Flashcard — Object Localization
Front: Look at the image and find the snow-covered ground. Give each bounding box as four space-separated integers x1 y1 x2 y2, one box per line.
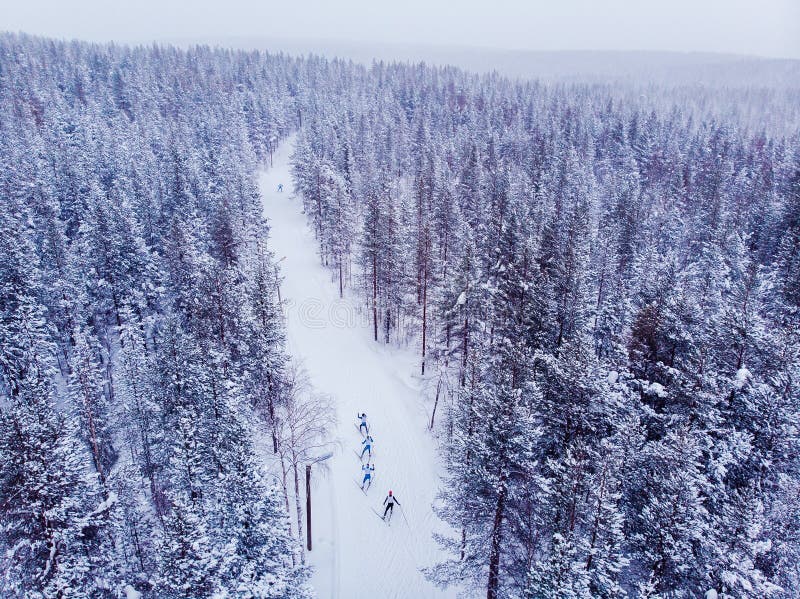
259 138 459 599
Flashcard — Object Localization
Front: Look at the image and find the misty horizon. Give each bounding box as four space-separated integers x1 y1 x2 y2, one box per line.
3 0 799 60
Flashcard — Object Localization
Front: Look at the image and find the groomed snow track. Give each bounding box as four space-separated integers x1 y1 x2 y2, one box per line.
259 137 460 599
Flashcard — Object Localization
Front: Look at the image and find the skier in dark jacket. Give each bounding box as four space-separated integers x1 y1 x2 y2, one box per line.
382 490 400 520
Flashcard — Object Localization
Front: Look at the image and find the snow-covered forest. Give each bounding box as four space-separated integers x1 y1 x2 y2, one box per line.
290 52 800 598
1 31 800 598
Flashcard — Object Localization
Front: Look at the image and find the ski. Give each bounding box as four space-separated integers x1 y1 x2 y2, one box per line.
354 477 375 495
371 507 390 526
353 449 375 461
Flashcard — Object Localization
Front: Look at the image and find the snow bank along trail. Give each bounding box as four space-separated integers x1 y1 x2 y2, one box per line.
259 137 458 599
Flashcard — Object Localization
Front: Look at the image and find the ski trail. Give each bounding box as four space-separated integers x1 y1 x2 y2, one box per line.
259 137 459 598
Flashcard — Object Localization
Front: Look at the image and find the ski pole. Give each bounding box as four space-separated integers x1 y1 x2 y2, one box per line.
400 504 410 528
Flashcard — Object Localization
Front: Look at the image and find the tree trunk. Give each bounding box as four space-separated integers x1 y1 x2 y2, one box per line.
372 253 378 342
83 386 106 486
268 391 279 454
585 465 608 572
293 459 305 564
278 454 292 523
429 377 442 430
460 314 469 387
486 474 508 599
421 237 429 375
277 452 296 567
338 257 344 298
316 170 324 263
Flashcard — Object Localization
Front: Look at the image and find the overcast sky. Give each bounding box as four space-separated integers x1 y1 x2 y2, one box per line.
2 0 799 59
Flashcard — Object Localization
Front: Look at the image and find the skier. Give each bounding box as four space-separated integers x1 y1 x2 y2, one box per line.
382 489 400 520
357 412 369 435
360 434 374 459
278 183 284 192
361 462 375 491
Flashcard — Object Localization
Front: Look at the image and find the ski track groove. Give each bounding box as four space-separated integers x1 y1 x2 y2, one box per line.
259 137 459 598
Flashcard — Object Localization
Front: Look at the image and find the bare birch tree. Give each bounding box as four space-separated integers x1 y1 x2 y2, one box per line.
275 361 336 564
